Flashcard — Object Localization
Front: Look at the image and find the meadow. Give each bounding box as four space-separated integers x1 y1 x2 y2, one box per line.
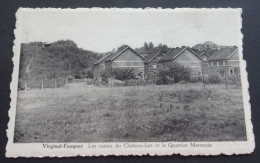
14 83 247 142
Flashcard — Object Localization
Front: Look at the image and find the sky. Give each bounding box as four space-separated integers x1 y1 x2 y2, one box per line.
20 8 242 52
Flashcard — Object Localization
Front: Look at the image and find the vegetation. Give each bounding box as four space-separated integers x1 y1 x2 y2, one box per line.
135 42 171 54
19 40 103 89
100 68 136 83
156 62 191 85
14 83 246 142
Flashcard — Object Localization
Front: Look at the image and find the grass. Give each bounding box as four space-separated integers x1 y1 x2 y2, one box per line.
14 83 247 143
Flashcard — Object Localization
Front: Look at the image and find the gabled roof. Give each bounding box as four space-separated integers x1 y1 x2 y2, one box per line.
104 45 144 62
94 52 112 65
191 48 208 58
144 52 163 63
200 52 209 57
207 47 238 61
160 46 202 62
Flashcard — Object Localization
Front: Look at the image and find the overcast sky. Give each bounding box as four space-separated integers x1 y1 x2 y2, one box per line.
20 8 242 52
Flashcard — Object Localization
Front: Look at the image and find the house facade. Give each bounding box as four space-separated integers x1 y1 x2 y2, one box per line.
204 46 239 76
160 47 203 76
93 45 145 80
144 52 164 80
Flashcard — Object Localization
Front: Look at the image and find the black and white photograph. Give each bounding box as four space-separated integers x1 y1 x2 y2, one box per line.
6 8 254 157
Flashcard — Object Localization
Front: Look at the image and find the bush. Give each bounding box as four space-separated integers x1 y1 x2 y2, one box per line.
156 62 191 85
85 78 94 85
85 68 93 79
112 79 124 87
66 75 74 83
100 69 114 83
206 71 222 84
100 68 135 83
189 75 201 83
124 79 154 86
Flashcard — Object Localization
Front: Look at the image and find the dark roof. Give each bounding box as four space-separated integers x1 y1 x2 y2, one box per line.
104 45 144 62
144 52 163 63
93 52 112 65
190 48 207 57
160 47 202 62
207 47 238 61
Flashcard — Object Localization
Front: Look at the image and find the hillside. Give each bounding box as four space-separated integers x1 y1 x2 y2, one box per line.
19 40 103 89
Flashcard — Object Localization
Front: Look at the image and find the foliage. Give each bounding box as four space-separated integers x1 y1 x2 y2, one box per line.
100 69 114 83
206 71 222 84
156 62 191 85
135 42 171 54
19 40 102 89
124 79 154 86
85 68 94 79
100 68 135 83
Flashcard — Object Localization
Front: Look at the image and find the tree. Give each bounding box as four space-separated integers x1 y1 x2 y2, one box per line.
144 42 149 51
111 48 116 53
148 42 154 50
117 45 127 51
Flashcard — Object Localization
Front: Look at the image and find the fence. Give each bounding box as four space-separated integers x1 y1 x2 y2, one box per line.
19 78 66 92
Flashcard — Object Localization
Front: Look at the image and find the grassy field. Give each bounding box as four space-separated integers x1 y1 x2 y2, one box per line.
14 83 247 143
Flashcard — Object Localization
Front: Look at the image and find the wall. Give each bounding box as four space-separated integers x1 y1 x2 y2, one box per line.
112 49 145 79
174 49 202 75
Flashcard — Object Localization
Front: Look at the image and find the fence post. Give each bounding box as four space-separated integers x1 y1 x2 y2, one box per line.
55 80 57 88
202 74 205 88
41 81 43 90
24 82 27 93
225 73 228 90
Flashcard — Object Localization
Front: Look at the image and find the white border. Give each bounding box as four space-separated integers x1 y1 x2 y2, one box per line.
6 8 255 157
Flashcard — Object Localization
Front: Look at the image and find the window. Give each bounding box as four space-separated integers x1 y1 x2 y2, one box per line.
229 69 234 76
153 64 157 69
211 62 214 67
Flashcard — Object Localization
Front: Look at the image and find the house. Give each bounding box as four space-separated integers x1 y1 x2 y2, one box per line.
93 52 112 80
93 45 145 80
144 52 164 80
159 46 203 76
205 46 239 76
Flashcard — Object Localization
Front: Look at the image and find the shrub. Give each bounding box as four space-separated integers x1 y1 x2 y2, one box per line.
85 68 93 79
227 75 239 84
124 79 154 86
66 75 74 83
207 71 222 84
100 68 135 83
112 68 135 81
111 79 124 87
85 78 94 85
189 75 201 83
156 62 191 85
100 69 114 83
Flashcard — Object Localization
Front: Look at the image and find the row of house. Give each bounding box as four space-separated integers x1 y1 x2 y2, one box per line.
93 45 240 81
